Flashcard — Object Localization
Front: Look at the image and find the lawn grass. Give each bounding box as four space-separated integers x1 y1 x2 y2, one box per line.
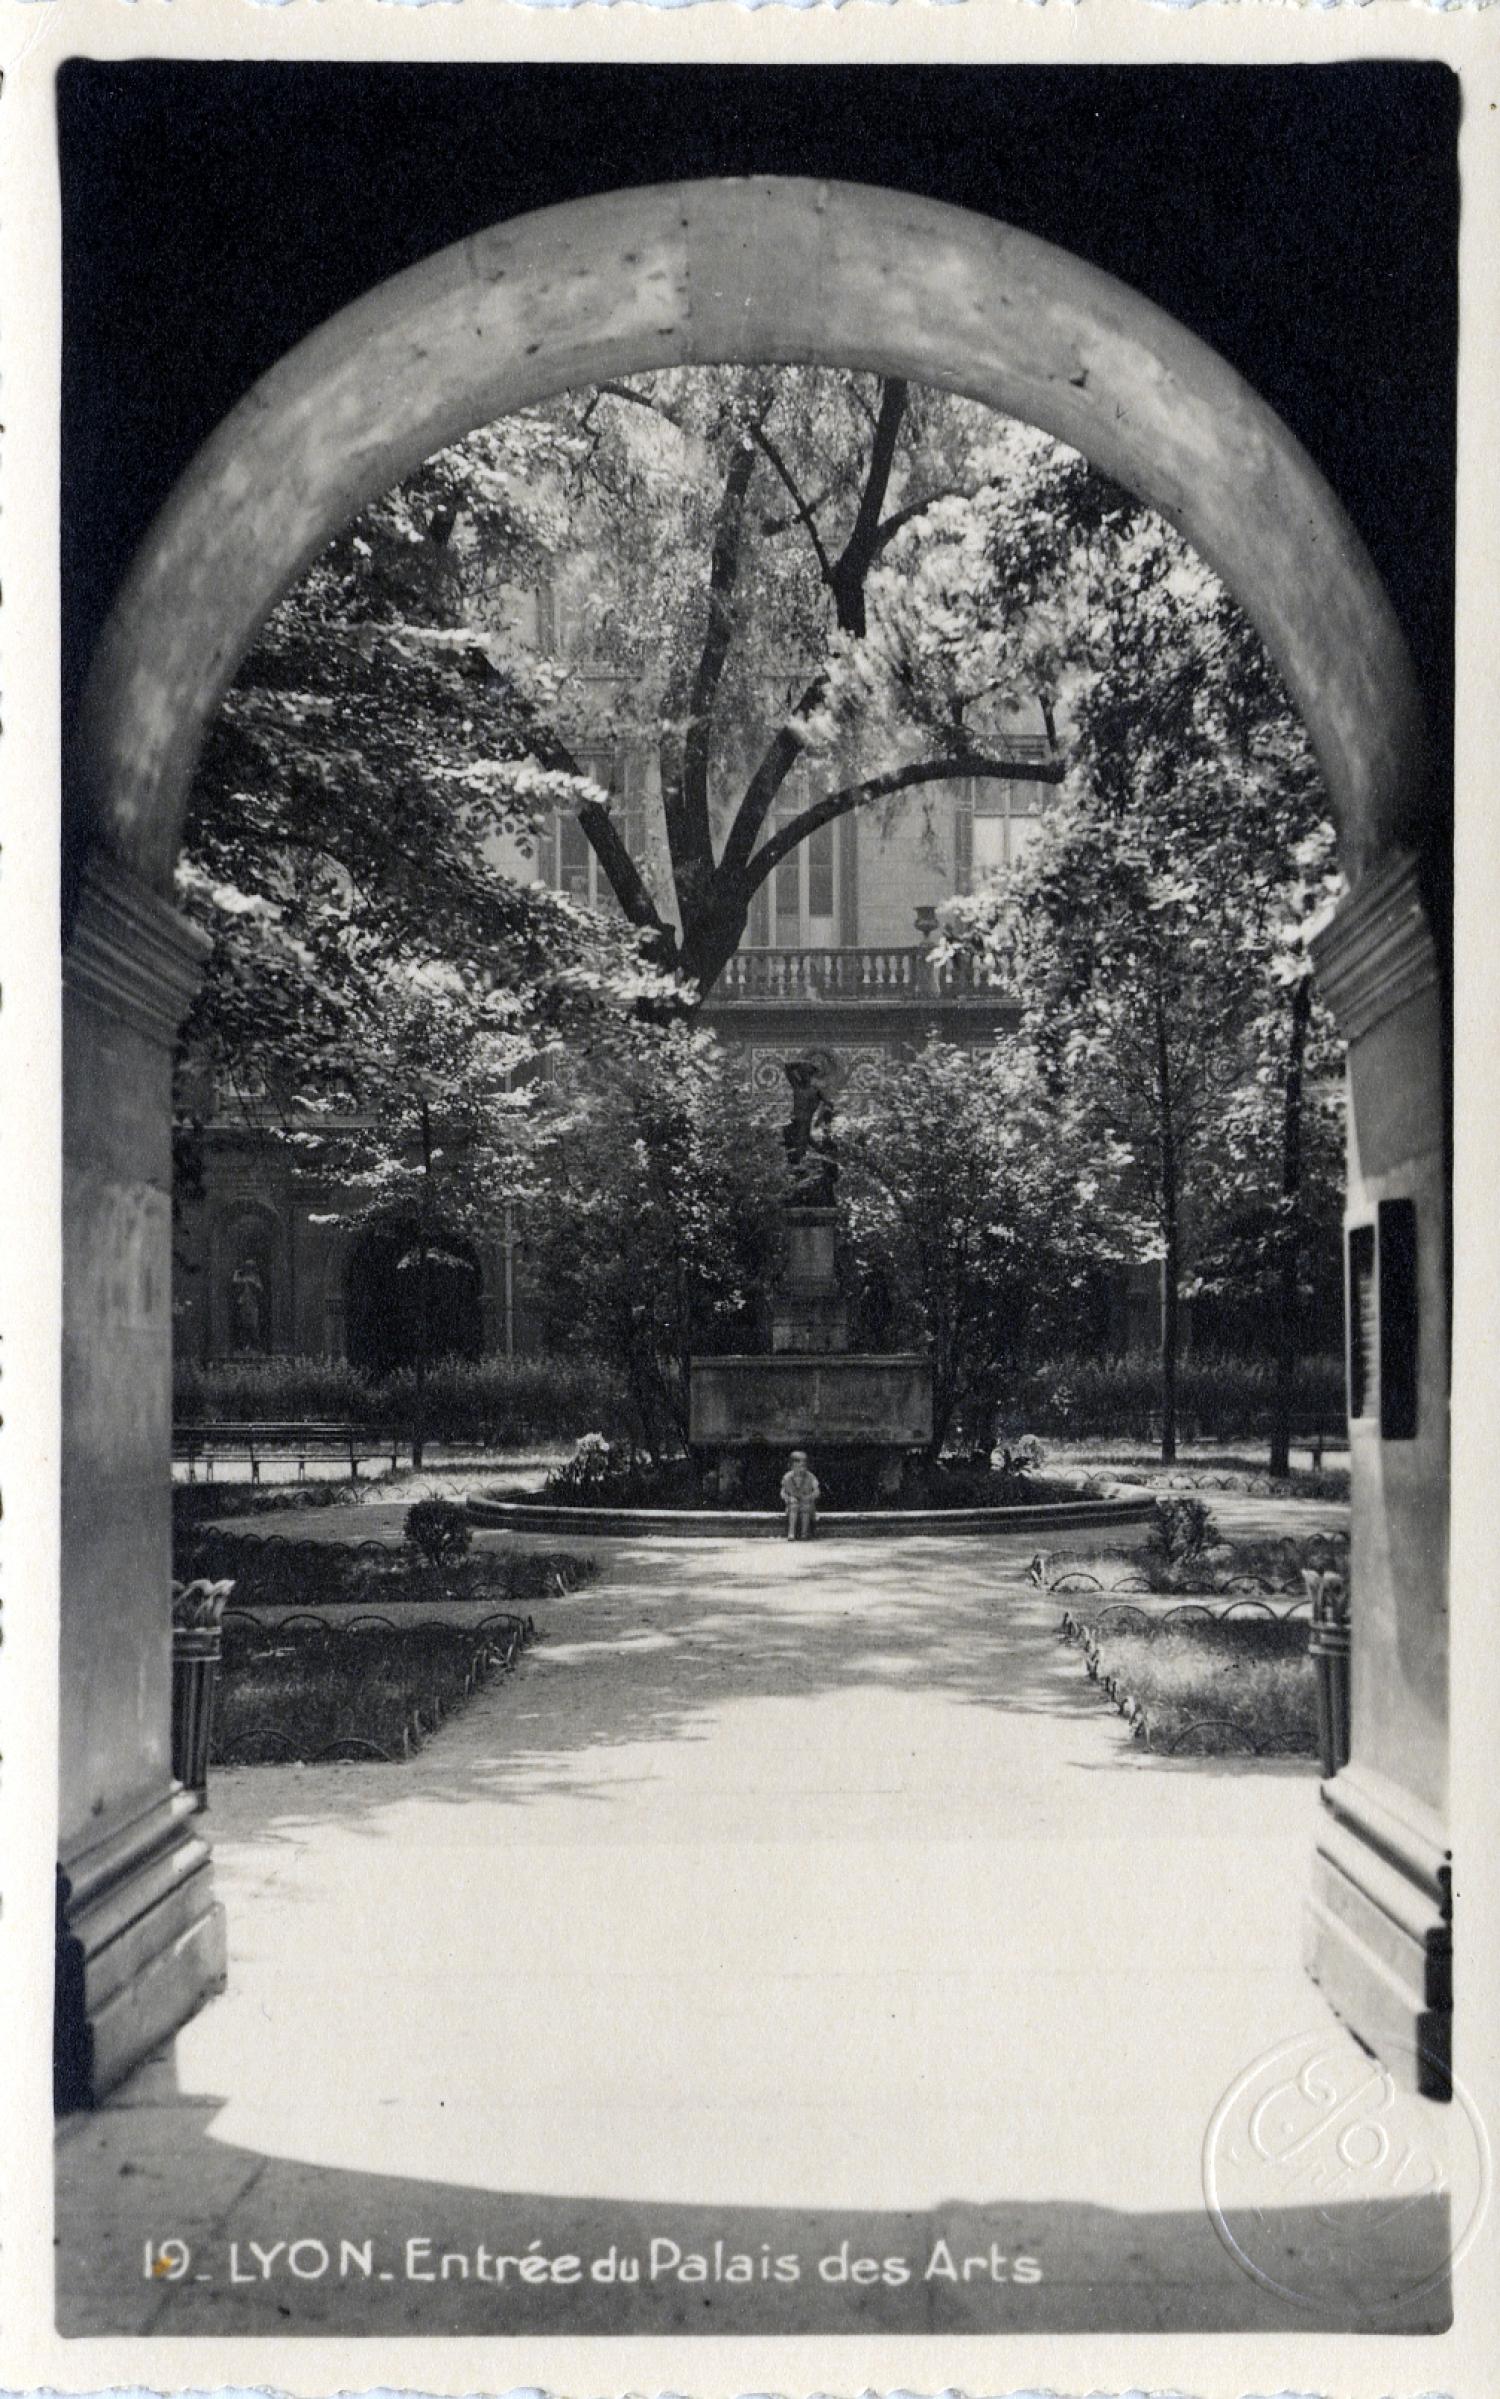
1064 1609 1318 1757
212 1618 531 1764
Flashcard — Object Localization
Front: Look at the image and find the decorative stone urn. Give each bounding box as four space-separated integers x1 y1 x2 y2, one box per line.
170 1577 235 1802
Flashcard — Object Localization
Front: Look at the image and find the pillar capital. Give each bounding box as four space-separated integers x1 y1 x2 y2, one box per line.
64 851 210 1049
1311 849 1438 1046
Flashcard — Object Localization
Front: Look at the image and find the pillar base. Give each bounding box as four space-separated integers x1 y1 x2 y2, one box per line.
1303 1762 1451 2099
55 1786 226 2111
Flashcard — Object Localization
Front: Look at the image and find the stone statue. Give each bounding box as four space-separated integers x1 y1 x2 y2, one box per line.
230 1260 267 1352
783 1058 839 1204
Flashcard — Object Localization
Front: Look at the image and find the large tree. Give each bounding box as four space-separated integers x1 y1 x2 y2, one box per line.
943 479 1345 1463
835 1038 1106 1454
480 370 1071 993
294 963 565 1462
177 413 656 1118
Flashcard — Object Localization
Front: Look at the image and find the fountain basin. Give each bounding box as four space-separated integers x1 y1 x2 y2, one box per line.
689 1351 934 1448
467 1492 1158 1540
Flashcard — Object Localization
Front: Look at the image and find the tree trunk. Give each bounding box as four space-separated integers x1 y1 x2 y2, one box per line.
412 1099 434 1472
1154 987 1180 1465
1269 974 1314 1478
1160 1244 1179 1467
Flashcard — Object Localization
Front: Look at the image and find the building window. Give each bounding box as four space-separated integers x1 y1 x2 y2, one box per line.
749 775 841 947
968 774 1044 884
547 744 649 912
954 787 975 896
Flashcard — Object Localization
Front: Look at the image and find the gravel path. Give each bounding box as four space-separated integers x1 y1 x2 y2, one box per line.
59 1507 1425 2337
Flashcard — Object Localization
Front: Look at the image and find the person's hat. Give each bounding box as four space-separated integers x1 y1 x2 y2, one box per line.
790 1449 808 1461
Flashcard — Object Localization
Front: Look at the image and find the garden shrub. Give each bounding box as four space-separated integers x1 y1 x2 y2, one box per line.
539 1435 667 1508
986 1351 1345 1445
173 1351 631 1445
213 1619 533 1764
1148 1495 1219 1564
403 1497 473 1568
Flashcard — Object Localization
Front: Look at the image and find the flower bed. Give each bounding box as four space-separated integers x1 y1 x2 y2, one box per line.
213 1614 534 1764
1032 1517 1349 1600
1060 1602 1318 1757
176 1523 593 1609
524 1432 1106 1515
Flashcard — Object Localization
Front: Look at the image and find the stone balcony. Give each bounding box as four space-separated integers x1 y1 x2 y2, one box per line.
706 944 1014 1009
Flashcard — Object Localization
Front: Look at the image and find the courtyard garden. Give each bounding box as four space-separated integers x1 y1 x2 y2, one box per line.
164 357 1357 1777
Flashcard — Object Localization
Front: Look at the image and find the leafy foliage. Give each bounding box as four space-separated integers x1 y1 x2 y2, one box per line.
1146 1495 1219 1565
987 1350 1346 1444
834 1039 1108 1451
402 1497 474 1569
940 469 1346 1460
526 1027 786 1454
172 1350 631 1445
497 373 1071 989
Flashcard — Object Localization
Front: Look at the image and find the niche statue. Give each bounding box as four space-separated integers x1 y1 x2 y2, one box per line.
229 1260 268 1353
782 1059 839 1205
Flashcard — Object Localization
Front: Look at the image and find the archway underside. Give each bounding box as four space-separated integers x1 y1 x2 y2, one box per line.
79 176 1426 899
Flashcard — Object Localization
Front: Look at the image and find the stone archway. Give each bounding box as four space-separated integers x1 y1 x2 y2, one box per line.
59 178 1448 2104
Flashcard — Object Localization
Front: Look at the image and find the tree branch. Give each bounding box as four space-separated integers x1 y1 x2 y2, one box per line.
868 485 968 561
749 425 835 585
745 748 1063 891
674 424 761 897
712 378 907 893
595 380 686 431
509 707 668 935
758 473 838 540
828 377 908 636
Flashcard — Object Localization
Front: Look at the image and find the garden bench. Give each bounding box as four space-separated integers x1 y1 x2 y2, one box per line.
172 1422 405 1483
1289 1424 1345 1469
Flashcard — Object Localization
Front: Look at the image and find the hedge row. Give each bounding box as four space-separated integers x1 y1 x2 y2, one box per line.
174 1346 1346 1449
988 1351 1346 1442
172 1352 631 1445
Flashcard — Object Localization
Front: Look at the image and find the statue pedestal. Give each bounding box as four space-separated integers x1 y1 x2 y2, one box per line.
690 1084 934 1505
769 1208 848 1355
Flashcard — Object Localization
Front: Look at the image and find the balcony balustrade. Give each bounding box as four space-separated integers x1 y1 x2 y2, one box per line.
706 944 1011 1006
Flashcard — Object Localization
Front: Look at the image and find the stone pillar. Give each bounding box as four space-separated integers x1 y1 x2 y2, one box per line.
1305 852 1449 2095
56 855 226 2109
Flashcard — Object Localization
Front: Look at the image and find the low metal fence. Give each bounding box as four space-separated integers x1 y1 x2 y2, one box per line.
212 1609 537 1768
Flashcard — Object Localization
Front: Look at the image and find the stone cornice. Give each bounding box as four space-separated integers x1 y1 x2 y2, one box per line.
63 853 210 1047
1311 850 1438 1046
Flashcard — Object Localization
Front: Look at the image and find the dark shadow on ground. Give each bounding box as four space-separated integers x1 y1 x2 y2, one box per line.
55 2076 1450 2338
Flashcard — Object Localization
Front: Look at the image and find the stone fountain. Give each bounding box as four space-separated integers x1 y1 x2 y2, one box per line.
688 1058 933 1505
